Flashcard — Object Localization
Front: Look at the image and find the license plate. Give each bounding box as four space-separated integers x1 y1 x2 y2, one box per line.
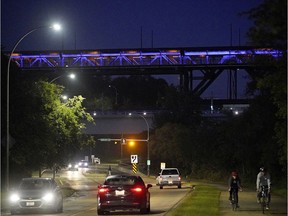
168 180 173 184
26 201 35 206
115 190 125 196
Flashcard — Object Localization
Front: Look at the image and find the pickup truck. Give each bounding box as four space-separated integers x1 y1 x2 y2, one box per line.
156 168 181 189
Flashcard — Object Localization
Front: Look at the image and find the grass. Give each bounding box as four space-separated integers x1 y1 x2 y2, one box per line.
166 184 220 216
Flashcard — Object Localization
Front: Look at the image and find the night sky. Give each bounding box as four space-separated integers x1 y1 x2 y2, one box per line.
1 0 263 98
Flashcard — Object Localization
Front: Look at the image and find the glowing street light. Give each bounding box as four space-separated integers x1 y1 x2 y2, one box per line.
6 23 61 191
51 23 61 31
61 95 68 100
49 73 76 83
129 141 135 147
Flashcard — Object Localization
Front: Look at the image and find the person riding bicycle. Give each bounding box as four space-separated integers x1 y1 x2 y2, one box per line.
228 171 242 207
256 167 271 209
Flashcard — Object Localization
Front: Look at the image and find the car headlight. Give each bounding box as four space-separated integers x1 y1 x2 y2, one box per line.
10 193 20 202
75 165 79 168
84 163 88 166
68 164 72 168
42 192 54 202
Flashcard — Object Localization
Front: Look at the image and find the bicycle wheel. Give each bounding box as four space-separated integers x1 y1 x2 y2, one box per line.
260 197 265 214
232 202 237 211
231 191 237 211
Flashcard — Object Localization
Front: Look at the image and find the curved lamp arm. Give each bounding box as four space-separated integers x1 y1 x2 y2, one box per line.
6 24 61 191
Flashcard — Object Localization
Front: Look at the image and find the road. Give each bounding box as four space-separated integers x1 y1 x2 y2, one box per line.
1 164 192 216
2 164 286 216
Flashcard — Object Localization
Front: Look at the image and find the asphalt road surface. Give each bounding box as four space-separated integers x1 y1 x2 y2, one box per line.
1 164 191 216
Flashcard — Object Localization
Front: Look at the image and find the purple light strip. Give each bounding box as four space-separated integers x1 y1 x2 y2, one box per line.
9 48 282 68
10 49 281 59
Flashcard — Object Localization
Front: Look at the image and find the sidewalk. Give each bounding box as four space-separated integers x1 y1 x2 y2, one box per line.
219 187 287 215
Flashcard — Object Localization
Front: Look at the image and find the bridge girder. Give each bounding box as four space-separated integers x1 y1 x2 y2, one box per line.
7 46 281 98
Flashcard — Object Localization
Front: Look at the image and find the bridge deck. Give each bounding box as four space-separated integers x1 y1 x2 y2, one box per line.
8 46 281 69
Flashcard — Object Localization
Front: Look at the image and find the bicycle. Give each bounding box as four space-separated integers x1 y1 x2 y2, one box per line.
230 187 242 211
259 185 269 214
230 187 240 211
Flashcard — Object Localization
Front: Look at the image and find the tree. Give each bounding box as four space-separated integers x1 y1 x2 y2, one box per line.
244 0 287 171
150 123 193 171
244 0 287 49
9 80 95 178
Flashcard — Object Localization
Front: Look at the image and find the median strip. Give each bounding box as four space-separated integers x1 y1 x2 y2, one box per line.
165 184 220 216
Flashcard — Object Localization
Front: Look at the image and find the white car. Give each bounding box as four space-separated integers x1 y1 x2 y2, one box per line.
156 168 181 189
68 163 79 171
78 160 89 168
9 178 63 214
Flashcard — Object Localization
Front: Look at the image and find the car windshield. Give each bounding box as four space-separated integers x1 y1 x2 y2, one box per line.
19 179 51 190
105 176 142 186
162 169 179 175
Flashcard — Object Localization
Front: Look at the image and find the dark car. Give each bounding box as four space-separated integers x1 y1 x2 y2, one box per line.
97 175 152 215
9 178 63 214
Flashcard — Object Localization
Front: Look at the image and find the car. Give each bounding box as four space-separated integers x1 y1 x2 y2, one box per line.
68 162 79 171
9 177 63 215
156 168 181 189
97 175 152 215
78 160 89 168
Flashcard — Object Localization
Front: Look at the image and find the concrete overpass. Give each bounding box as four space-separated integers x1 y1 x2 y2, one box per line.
83 111 154 136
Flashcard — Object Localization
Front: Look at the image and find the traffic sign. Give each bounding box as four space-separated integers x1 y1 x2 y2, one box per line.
147 160 151 166
131 155 138 164
98 138 111 141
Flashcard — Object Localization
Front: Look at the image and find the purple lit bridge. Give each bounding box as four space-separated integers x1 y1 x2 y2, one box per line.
8 46 282 99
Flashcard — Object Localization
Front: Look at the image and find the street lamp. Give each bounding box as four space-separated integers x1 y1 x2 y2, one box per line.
128 112 150 176
61 95 68 100
109 85 118 105
6 23 61 191
49 73 75 83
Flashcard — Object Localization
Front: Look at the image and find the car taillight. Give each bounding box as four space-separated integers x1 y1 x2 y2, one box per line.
131 187 143 193
98 188 109 193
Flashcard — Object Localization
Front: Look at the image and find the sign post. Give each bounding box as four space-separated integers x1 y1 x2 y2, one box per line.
131 155 138 174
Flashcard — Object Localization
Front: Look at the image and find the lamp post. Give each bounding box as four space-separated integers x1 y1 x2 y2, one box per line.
129 112 150 176
109 85 118 105
6 23 61 191
49 73 75 83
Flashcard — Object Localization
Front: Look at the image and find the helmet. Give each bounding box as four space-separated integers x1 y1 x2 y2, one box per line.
260 167 266 172
231 171 238 177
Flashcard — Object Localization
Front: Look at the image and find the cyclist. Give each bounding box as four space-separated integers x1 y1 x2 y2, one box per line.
256 167 271 209
228 171 242 207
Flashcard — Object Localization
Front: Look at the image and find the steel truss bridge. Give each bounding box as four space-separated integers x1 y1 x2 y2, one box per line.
8 46 281 99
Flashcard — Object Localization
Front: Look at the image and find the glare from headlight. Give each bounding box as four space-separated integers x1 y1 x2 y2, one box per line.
68 164 72 168
10 193 20 202
42 192 54 202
